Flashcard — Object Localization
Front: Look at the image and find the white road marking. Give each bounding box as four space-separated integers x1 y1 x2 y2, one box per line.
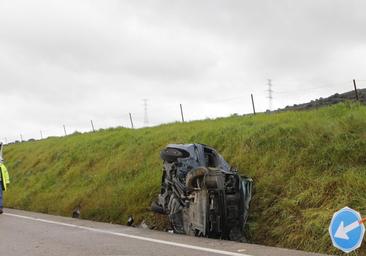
4 213 252 256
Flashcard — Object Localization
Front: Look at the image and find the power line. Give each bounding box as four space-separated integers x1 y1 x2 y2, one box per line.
275 81 351 94
275 85 332 94
4 79 362 143
207 96 244 103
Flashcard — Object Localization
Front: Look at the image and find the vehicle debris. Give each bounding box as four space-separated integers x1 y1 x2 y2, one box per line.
72 204 81 219
139 220 149 229
127 215 134 226
152 144 253 241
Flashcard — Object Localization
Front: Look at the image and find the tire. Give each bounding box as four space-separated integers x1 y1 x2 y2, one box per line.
160 148 189 163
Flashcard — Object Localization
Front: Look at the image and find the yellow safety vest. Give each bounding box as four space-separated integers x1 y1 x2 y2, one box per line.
0 164 10 191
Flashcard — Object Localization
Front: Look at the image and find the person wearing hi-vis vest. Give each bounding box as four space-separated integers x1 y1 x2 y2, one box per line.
0 143 10 214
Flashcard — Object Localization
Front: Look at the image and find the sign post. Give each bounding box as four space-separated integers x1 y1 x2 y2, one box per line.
329 207 365 253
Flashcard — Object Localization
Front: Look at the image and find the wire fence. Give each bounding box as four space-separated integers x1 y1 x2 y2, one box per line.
2 79 365 145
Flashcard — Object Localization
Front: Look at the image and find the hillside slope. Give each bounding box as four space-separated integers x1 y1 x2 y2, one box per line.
280 88 366 111
3 102 366 255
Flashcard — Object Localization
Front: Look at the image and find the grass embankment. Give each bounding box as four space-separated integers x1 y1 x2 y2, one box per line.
4 102 366 255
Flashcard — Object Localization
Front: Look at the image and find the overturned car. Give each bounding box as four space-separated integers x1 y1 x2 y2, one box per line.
151 144 253 241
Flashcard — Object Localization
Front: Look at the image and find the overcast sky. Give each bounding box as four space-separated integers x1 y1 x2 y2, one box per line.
1 0 366 142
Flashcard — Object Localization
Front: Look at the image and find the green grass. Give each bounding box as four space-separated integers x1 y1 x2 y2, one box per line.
3 102 366 255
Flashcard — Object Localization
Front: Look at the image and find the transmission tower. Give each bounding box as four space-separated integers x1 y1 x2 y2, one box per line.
266 79 273 111
143 99 149 126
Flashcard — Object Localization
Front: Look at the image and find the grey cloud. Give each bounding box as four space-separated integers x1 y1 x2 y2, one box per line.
1 0 366 141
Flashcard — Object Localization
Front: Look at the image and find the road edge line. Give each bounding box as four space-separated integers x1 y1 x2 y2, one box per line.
4 212 252 256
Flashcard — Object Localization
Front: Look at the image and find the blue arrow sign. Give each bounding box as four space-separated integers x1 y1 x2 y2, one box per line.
329 207 365 253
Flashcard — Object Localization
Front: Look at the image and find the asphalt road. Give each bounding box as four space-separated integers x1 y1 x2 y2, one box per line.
0 208 325 256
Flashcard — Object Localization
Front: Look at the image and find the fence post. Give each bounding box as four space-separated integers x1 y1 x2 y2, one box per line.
129 113 134 129
90 120 95 132
353 79 359 101
180 104 185 122
63 125 67 136
251 94 256 115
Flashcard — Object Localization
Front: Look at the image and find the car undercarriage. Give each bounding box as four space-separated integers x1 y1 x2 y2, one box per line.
151 144 252 241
